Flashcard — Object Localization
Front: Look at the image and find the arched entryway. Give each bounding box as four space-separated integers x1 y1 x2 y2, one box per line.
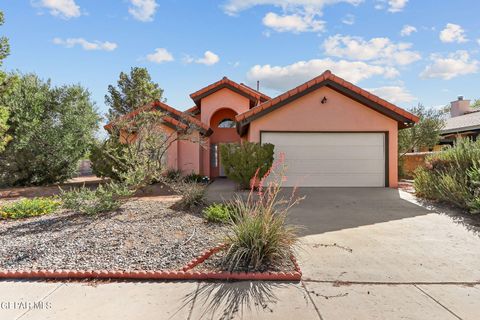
209 108 241 178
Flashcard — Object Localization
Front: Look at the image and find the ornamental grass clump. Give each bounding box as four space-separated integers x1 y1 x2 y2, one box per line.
222 153 303 272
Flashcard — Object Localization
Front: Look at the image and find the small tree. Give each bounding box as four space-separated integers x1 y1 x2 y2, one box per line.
0 10 12 152
220 142 274 189
398 104 446 158
106 67 164 121
0 73 100 186
97 109 205 189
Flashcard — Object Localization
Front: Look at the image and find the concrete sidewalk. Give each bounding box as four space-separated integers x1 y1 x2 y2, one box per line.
1 279 478 319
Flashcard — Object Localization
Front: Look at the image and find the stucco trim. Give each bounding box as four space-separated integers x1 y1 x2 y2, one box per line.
105 101 212 136
259 130 390 187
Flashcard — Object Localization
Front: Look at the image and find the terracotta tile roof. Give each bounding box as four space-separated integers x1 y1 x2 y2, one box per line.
104 101 211 134
190 77 270 106
235 70 419 129
185 105 200 115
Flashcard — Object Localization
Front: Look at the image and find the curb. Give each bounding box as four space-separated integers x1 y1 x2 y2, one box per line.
0 244 302 282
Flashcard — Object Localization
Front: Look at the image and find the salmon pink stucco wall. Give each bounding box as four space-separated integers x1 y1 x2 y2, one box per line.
247 86 399 188
178 132 202 175
199 88 250 177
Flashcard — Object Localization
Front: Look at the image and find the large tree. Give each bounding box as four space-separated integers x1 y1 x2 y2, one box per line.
105 67 164 121
0 73 100 186
398 104 446 158
0 10 12 152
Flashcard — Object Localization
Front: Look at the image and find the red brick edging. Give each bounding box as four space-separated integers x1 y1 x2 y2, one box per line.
0 244 302 281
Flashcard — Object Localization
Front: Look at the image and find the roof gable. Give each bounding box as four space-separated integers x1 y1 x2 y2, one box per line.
190 77 270 108
104 101 212 135
235 70 419 136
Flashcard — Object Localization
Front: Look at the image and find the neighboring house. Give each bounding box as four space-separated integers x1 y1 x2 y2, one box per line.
106 70 418 188
440 96 480 145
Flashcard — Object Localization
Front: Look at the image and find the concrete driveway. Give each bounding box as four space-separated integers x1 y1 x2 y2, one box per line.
292 187 480 320
2 185 480 320
287 187 431 236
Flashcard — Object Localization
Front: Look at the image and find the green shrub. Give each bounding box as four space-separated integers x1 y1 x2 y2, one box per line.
414 138 480 214
172 182 206 211
203 203 232 223
184 172 208 184
165 169 182 182
220 142 274 189
89 138 129 181
0 197 61 219
0 73 99 186
61 182 132 215
221 158 301 271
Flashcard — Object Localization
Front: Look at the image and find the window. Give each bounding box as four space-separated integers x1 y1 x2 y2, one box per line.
210 144 218 168
218 118 235 128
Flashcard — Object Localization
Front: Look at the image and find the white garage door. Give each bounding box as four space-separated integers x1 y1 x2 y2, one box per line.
261 132 386 187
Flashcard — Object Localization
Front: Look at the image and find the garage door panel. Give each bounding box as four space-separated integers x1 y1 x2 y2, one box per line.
285 173 385 187
263 132 384 146
261 132 385 187
284 159 385 174
274 146 384 160
284 173 385 187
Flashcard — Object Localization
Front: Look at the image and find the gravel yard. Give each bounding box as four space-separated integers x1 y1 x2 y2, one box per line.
0 200 226 271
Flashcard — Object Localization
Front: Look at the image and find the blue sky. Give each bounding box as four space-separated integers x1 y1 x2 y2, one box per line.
2 0 480 124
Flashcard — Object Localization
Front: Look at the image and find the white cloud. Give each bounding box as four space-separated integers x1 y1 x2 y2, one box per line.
246 58 399 92
387 0 408 12
420 50 478 80
341 14 355 25
36 0 81 19
129 0 158 22
195 51 220 66
222 0 363 15
400 25 417 37
323 34 421 66
368 86 416 104
146 48 174 63
374 0 408 12
223 0 362 33
53 38 117 51
439 23 468 43
262 12 324 33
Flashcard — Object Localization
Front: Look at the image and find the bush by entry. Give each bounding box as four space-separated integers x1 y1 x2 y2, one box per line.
220 142 274 189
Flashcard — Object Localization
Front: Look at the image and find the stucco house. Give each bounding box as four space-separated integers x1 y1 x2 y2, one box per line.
440 96 480 146
106 70 418 188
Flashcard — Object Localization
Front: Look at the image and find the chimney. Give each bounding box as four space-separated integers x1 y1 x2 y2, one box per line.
450 96 471 117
